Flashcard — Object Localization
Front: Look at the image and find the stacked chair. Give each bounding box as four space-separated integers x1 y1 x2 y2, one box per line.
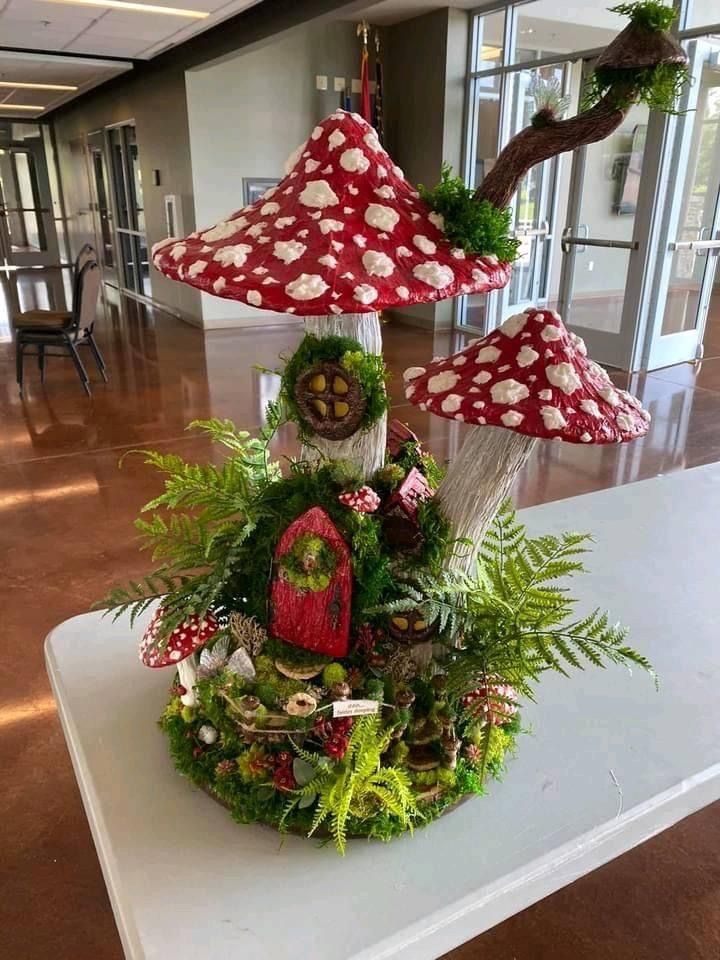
14 244 106 396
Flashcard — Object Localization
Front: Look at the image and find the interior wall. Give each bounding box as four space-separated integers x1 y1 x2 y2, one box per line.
383 7 469 330
186 20 363 328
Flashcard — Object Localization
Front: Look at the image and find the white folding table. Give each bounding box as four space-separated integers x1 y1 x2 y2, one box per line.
46 464 720 960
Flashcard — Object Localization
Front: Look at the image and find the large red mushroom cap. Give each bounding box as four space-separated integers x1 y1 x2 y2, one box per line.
139 607 220 668
403 308 650 444
152 111 511 316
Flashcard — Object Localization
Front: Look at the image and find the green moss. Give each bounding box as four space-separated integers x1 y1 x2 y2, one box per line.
278 532 337 592
610 0 676 31
280 335 389 439
582 61 689 114
322 663 347 687
418 165 521 261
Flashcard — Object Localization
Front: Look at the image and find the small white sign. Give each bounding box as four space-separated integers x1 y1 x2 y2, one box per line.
332 699 379 718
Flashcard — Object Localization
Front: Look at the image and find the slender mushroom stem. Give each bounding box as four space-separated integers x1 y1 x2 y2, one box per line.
437 427 537 576
177 655 198 707
300 311 387 478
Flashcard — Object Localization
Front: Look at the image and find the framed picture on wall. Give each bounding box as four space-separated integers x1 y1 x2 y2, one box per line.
242 177 281 206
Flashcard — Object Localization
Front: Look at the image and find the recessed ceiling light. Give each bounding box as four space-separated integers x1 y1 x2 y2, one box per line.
0 81 78 92
39 0 209 18
0 104 43 111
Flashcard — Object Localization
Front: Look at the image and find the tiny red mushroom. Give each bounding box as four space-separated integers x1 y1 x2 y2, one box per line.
404 308 650 571
139 606 219 707
338 485 381 513
152 110 512 479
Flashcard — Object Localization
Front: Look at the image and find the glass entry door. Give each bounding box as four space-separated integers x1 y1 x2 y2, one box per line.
87 130 118 287
645 38 720 369
107 122 150 298
0 127 59 268
497 63 567 319
557 65 650 368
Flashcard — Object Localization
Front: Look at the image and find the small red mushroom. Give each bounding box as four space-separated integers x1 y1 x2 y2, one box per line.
338 485 381 513
139 606 219 707
404 308 650 571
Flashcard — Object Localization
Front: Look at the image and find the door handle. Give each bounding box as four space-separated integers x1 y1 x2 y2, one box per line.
561 224 589 253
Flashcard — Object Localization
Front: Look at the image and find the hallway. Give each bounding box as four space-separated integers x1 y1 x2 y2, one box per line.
2 288 720 959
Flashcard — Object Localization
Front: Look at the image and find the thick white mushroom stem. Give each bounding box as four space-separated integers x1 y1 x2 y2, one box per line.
177 655 198 708
301 311 387 478
437 427 538 576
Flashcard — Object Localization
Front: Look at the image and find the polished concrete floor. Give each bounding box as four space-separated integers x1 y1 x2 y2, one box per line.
1 279 720 959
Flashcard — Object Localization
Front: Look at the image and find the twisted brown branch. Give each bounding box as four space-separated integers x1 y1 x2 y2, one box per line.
475 88 632 211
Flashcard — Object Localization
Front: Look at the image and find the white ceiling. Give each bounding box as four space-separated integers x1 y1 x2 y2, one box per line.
348 0 479 26
0 50 132 115
0 0 262 61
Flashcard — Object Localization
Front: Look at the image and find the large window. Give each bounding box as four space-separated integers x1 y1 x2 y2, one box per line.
460 1 720 372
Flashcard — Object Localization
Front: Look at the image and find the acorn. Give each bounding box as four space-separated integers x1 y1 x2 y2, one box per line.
330 681 351 701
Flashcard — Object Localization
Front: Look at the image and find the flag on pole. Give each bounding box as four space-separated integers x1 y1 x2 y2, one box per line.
374 29 384 143
358 20 372 123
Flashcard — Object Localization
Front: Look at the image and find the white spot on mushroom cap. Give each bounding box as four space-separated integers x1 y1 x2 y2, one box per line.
328 129 346 150
546 362 582 395
599 385 619 406
201 221 243 243
413 235 436 255
340 148 370 173
246 222 267 238
580 399 601 418
331 240 344 253
188 260 208 278
428 211 445 232
472 267 488 283
362 250 394 277
274 216 295 229
490 379 529 404
169 243 186 261
353 283 378 305
570 332 588 355
261 201 280 215
473 370 492 385
499 313 528 338
516 345 539 367
374 185 395 200
538 388 552 401
453 355 467 366
441 394 462 414
213 244 252 268
364 131 381 152
252 266 268 275
285 274 329 300
213 277 226 294
540 405 567 430
311 125 323 140
353 234 367 248
541 324 563 342
365 204 400 232
318 254 337 268
413 261 454 289
377 164 387 178
273 240 306 264
348 184 359 196
247 290 262 307
396 246 412 257
299 180 339 209
319 218 344 235
396 285 410 299
501 411 524 427
404 366 426 381
475 346 501 364
580 432 593 443
427 370 459 394
304 159 320 174
330 304 343 314
284 141 306 175
451 248 466 259
616 412 635 432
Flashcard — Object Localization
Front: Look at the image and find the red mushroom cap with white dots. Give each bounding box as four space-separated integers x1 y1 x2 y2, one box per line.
403 308 650 444
151 111 511 317
139 607 220 669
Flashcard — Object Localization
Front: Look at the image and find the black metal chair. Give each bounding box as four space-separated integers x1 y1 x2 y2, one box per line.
15 258 105 397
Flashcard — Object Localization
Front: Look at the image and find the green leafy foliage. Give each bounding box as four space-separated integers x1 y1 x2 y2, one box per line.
284 716 418 854
581 4 687 115
279 334 389 439
610 0 676 31
418 165 521 261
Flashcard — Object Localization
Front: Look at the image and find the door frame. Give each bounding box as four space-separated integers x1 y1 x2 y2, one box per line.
642 37 720 369
0 132 60 268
